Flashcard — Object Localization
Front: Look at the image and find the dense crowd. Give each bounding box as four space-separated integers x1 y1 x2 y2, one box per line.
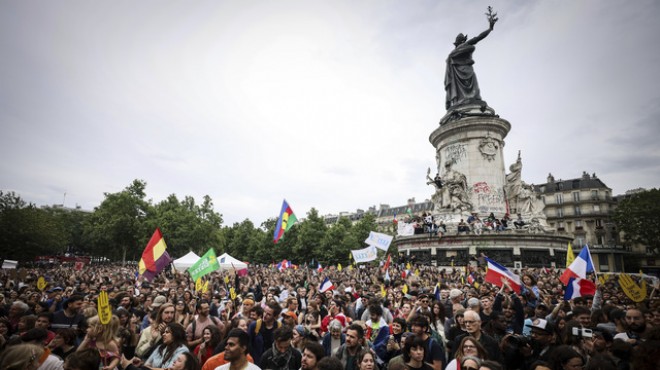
0 260 658 370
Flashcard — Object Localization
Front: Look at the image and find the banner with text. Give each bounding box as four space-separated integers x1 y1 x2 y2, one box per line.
365 231 393 251
351 245 378 263
397 222 415 236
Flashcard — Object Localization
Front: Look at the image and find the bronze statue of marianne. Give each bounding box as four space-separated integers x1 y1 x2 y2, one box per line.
445 7 498 110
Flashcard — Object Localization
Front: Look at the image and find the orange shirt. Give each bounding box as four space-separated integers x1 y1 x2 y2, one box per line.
201 351 254 370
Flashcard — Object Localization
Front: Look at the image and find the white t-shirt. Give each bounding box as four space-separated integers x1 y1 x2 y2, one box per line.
215 362 261 370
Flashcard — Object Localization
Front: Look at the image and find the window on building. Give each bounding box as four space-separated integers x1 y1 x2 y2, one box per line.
556 193 563 204
575 206 581 216
576 220 582 227
591 190 598 200
594 204 600 212
597 235 603 245
576 237 584 246
557 208 564 217
573 192 580 202
595 219 603 227
558 221 565 229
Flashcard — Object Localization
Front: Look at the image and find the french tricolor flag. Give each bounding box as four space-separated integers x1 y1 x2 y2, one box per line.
319 277 335 293
564 277 596 300
560 245 595 285
317 262 323 273
484 257 522 294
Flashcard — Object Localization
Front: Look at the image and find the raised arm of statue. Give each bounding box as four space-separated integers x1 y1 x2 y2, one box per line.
467 7 497 45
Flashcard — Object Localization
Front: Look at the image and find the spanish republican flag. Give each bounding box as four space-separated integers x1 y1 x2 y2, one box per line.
273 199 298 244
139 228 172 281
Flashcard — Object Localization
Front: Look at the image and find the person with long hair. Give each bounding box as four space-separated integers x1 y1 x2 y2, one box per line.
48 328 77 360
136 322 190 370
445 336 488 370
194 325 222 366
214 317 250 354
356 349 376 370
430 301 447 345
174 300 192 329
78 315 121 370
445 309 467 356
136 303 176 358
171 352 200 370
0 343 45 370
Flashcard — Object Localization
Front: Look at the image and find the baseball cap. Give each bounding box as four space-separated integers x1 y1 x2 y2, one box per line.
450 289 463 299
526 318 554 333
151 295 167 308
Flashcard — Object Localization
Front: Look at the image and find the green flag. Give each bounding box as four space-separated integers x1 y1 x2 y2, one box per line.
188 249 220 282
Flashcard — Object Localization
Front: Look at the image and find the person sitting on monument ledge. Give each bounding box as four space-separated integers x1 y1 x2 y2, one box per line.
457 220 470 234
514 214 525 229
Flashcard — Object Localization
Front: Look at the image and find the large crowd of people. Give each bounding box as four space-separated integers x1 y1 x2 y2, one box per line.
0 259 658 370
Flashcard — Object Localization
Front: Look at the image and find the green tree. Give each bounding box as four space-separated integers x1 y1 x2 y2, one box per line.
83 180 152 261
320 217 355 265
612 188 660 255
293 208 326 264
0 191 68 261
151 194 223 256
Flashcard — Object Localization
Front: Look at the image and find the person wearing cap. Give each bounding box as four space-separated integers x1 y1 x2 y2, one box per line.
135 302 175 358
523 318 557 367
450 310 500 363
141 295 169 331
45 287 64 313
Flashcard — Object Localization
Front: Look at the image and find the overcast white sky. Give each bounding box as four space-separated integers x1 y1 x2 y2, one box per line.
2 0 659 226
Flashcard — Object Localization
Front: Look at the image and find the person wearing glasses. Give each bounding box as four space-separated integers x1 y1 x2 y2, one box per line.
444 336 488 370
450 310 500 363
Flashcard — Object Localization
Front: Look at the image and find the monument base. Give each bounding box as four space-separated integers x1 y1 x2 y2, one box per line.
395 231 573 269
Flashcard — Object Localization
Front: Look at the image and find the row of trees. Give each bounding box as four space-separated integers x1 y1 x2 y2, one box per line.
0 180 381 265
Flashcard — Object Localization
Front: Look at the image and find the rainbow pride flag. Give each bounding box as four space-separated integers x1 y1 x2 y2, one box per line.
273 199 297 244
139 228 172 281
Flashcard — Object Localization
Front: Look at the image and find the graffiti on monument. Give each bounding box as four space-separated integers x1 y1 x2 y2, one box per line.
470 181 506 214
444 144 467 165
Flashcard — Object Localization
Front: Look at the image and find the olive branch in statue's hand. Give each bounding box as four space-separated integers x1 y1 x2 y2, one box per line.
486 6 498 30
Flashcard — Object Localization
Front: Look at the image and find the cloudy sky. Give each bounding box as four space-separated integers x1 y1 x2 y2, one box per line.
2 0 659 226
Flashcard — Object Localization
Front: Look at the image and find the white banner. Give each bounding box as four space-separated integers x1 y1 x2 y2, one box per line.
351 245 378 263
397 222 415 236
364 231 393 251
1 260 18 269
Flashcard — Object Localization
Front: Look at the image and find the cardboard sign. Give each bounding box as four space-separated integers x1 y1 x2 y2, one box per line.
619 273 647 303
98 291 112 325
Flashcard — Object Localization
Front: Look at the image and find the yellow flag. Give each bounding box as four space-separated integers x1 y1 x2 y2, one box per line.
337 263 342 271
224 275 230 284
230 287 237 300
37 276 47 291
566 242 575 267
98 291 112 325
202 280 210 293
474 281 480 289
348 265 353 270
598 275 606 285
406 262 411 270
195 278 203 292
402 284 408 294
381 284 387 297
414 268 420 276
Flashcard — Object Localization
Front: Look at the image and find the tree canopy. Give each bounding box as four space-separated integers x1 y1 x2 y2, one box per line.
1 182 391 266
612 188 660 255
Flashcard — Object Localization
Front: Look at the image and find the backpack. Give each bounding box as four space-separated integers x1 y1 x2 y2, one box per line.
255 318 282 335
